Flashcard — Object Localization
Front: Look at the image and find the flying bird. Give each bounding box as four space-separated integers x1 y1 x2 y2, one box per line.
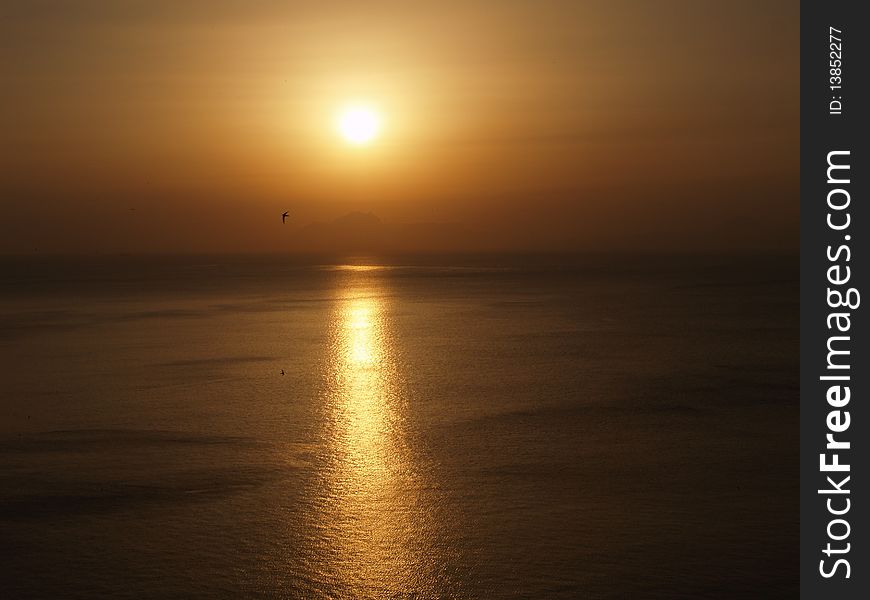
281 369 285 376
282 211 289 224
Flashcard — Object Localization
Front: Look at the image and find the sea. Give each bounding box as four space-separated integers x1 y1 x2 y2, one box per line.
0 254 798 598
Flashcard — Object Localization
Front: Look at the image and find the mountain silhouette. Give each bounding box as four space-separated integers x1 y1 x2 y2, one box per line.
287 212 473 253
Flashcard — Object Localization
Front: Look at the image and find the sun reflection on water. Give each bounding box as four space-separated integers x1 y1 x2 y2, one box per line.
336 296 395 484
312 269 445 598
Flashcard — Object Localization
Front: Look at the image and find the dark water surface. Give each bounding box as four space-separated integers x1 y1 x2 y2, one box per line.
0 255 798 598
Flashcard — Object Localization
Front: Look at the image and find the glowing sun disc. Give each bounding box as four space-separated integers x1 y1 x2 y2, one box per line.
337 106 381 145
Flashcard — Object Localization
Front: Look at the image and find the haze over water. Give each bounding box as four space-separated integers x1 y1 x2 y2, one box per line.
0 255 797 598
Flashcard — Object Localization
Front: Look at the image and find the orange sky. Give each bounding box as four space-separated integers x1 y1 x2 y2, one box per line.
1 0 798 254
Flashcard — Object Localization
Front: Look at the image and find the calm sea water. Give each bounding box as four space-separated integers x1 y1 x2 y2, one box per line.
0 255 797 598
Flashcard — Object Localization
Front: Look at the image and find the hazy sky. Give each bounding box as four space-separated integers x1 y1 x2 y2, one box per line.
1 0 798 254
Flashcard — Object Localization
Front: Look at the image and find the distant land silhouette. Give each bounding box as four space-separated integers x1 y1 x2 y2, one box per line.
286 212 476 254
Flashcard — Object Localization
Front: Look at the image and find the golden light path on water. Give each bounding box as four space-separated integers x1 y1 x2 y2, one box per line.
312 266 448 598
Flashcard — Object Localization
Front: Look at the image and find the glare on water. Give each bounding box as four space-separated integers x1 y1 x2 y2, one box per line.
313 269 442 597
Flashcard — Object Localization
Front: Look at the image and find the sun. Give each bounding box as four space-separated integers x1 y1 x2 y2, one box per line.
336 105 381 146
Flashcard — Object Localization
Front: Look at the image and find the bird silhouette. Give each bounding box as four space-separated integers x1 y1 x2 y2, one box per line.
282 211 289 224
280 369 285 376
